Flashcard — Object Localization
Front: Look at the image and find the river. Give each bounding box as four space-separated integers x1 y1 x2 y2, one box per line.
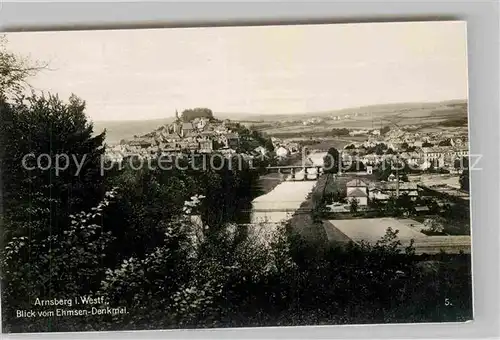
247 152 326 244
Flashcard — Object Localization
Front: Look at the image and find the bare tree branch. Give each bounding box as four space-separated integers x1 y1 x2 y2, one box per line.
0 35 49 99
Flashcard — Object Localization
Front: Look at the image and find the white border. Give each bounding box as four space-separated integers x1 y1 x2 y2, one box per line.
0 1 498 339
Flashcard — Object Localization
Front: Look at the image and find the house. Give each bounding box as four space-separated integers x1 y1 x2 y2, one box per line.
368 188 390 201
346 179 368 206
369 182 419 199
254 146 269 157
195 117 209 130
347 187 368 206
181 122 195 137
198 139 214 153
414 206 430 215
225 133 240 149
287 142 300 153
420 159 432 170
275 146 290 159
129 139 152 148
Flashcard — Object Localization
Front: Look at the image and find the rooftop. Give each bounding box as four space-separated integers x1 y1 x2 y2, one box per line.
420 184 470 200
346 179 368 187
347 188 368 198
369 182 418 191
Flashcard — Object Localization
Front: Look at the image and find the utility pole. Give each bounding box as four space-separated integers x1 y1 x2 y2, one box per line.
395 151 400 198
338 150 342 176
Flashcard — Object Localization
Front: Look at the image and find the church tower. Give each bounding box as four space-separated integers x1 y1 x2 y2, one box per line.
175 109 180 121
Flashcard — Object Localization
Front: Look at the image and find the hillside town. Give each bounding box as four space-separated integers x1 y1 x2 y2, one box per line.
327 123 470 212
341 125 469 172
104 110 303 164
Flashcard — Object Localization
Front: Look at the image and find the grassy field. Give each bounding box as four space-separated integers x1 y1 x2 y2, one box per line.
286 174 330 246
253 100 468 138
219 99 466 122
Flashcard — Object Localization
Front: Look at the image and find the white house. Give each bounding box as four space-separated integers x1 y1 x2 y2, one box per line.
276 146 290 159
368 188 391 201
420 159 432 170
346 179 368 206
254 146 269 157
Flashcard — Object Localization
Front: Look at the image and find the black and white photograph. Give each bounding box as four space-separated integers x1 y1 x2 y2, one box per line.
0 20 472 333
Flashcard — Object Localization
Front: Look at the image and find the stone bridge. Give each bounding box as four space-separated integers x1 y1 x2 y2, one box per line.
265 165 323 181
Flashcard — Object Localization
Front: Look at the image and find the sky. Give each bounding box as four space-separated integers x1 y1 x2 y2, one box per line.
5 21 468 121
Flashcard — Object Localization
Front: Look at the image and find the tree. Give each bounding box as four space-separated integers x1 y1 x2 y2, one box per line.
380 126 390 135
423 218 445 235
226 121 274 153
375 159 392 181
0 36 46 99
0 94 110 329
369 143 388 155
454 156 469 171
396 193 413 215
331 128 350 136
459 170 469 191
323 147 340 174
457 156 469 191
375 157 409 182
349 198 359 213
438 139 452 147
1 94 106 230
385 196 401 217
400 142 409 150
422 141 434 147
345 160 366 172
181 108 214 122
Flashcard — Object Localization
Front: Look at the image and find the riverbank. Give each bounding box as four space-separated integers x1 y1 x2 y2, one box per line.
249 152 329 245
287 172 330 246
253 152 305 196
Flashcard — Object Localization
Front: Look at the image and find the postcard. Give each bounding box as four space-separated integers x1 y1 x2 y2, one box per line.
0 21 472 333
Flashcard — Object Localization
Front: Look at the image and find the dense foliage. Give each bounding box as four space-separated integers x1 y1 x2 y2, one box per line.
225 121 275 153
181 107 214 122
440 117 468 127
331 128 350 136
458 156 470 191
323 147 340 174
374 158 410 182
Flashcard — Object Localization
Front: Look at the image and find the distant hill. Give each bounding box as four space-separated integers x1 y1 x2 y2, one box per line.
216 99 467 122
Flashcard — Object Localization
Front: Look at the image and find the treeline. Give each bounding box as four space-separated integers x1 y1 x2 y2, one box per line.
181 107 214 122
225 121 275 153
331 128 350 136
439 117 468 127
